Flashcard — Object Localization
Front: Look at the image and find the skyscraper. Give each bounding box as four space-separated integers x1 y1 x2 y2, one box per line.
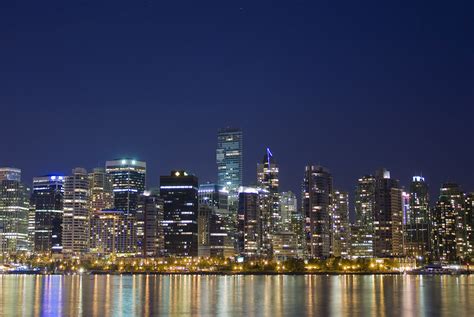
89 168 114 213
331 191 350 258
62 168 90 256
279 191 297 232
432 183 466 262
302 165 333 259
136 192 164 257
351 175 376 258
31 175 64 254
237 187 260 258
257 148 280 231
0 168 30 253
216 128 243 209
405 176 430 259
198 183 234 257
106 159 146 214
160 170 198 257
373 168 403 258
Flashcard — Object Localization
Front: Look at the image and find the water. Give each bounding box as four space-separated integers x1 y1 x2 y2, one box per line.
0 274 473 316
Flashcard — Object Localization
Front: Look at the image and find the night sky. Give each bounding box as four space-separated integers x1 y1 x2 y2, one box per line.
1 0 472 204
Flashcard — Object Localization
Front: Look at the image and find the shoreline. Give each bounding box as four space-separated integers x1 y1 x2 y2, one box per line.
1 271 471 276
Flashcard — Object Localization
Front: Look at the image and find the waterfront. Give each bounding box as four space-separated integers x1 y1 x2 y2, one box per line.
0 275 473 316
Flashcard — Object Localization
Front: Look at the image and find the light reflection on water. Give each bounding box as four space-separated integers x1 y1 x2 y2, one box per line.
0 274 473 316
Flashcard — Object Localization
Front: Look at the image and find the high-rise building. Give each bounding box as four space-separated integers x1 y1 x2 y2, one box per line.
216 128 243 209
90 210 136 256
351 175 376 258
257 148 280 231
62 168 90 256
197 183 234 257
160 170 198 257
405 176 430 259
279 191 297 232
237 187 260 258
272 231 299 261
464 193 474 258
373 168 404 258
0 168 30 253
89 168 114 213
136 192 164 257
331 191 350 258
432 183 467 262
31 175 64 254
302 165 333 259
106 159 146 214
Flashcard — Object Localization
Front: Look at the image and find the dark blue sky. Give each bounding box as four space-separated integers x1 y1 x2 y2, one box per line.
1 0 473 203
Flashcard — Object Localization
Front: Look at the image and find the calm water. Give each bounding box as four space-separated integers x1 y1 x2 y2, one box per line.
0 274 473 316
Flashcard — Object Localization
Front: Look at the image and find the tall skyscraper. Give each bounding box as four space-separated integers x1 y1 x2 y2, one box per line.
432 183 467 262
373 168 403 258
405 176 430 259
31 175 64 254
0 168 30 253
237 187 260 257
279 191 297 231
136 192 164 257
106 159 146 214
89 168 114 213
62 168 90 256
198 183 234 257
464 193 474 258
216 128 243 209
257 148 280 231
351 175 376 258
160 170 198 257
331 191 350 258
302 165 333 259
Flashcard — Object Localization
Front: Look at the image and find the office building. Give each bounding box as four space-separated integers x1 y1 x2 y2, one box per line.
302 165 333 258
31 175 64 254
136 192 164 257
89 168 114 213
331 191 350 258
62 168 90 256
216 128 243 209
160 170 198 257
106 159 146 214
0 168 30 253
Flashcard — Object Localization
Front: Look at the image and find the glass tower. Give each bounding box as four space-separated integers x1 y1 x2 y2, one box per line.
216 128 243 209
106 159 146 214
32 175 64 254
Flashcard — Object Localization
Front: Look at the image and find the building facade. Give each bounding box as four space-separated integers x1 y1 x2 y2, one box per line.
106 159 146 214
160 171 198 257
31 175 64 254
62 168 90 256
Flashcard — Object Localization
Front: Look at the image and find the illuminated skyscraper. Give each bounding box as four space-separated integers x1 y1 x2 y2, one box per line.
198 183 234 257
279 191 297 231
136 192 164 257
351 175 376 258
373 168 403 258
237 187 260 257
257 148 280 231
31 175 64 254
160 170 198 257
0 168 30 253
62 168 90 256
405 176 430 259
89 168 114 213
331 191 350 258
432 183 467 262
302 165 333 259
106 159 146 214
216 128 243 209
